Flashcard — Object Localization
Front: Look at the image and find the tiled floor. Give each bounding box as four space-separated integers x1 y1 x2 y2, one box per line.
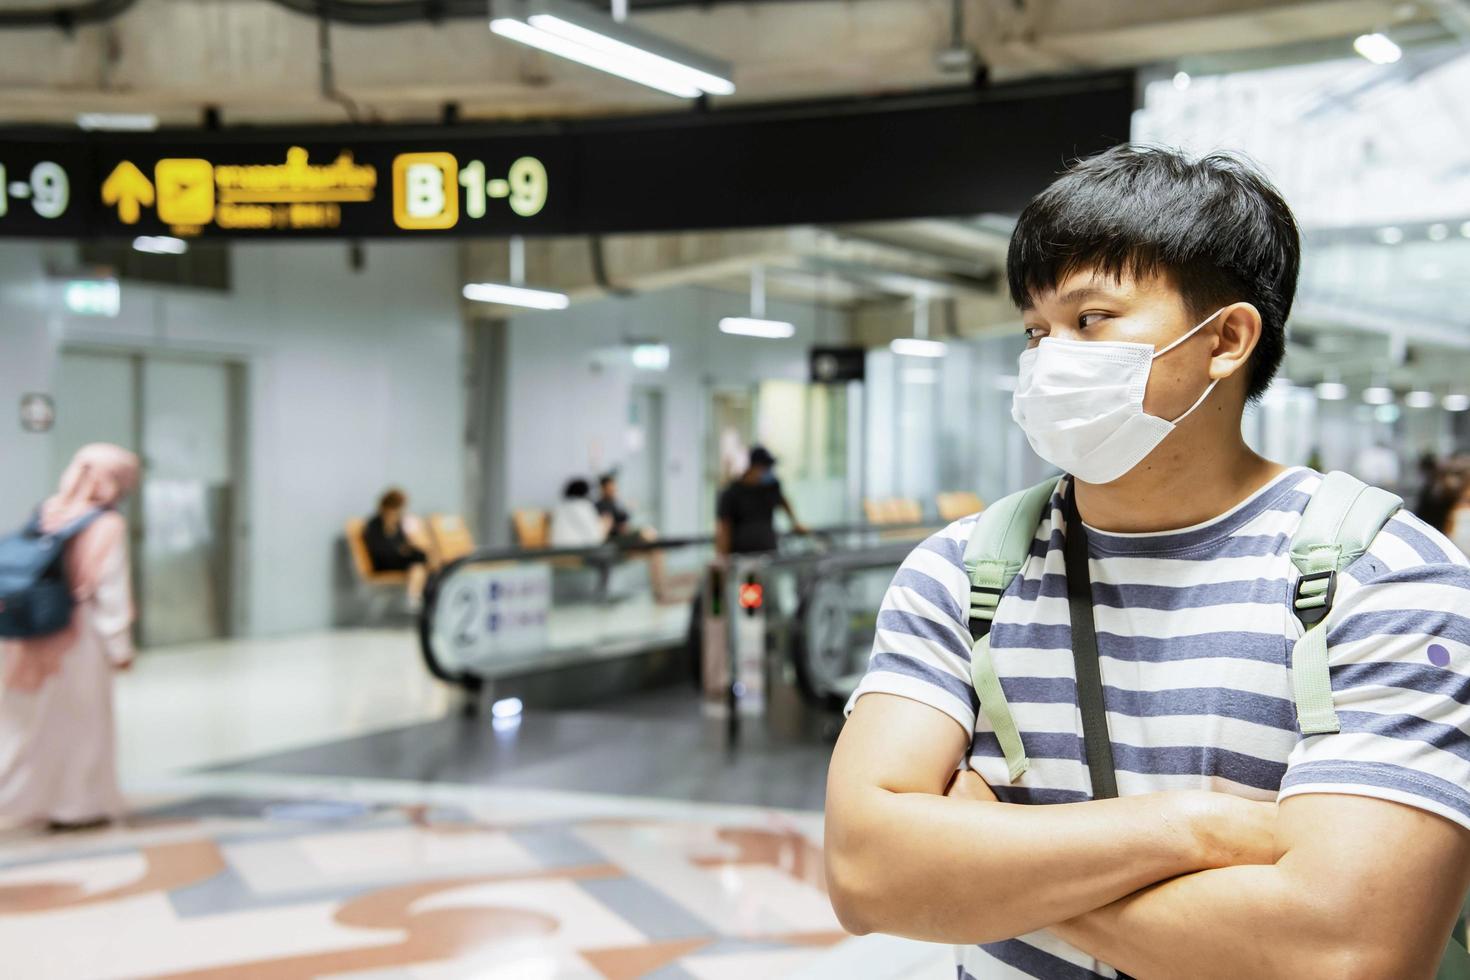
6 628 953 979
0 774 949 979
211 688 838 812
114 630 454 785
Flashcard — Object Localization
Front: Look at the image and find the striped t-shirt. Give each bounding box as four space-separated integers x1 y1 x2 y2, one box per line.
847 467 1470 980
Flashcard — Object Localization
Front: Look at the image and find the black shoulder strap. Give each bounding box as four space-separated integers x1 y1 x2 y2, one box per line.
1063 484 1121 801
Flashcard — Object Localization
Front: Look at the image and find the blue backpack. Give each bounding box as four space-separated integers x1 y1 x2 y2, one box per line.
0 508 106 639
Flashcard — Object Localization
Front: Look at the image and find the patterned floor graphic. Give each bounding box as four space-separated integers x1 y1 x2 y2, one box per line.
0 776 949 980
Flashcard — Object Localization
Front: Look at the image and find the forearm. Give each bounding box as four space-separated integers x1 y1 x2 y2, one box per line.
826 788 1212 944
1051 863 1382 980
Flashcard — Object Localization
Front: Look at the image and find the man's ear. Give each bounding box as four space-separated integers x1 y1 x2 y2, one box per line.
1209 303 1263 382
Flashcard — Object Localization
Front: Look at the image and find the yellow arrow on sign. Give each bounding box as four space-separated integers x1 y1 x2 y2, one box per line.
101 160 155 224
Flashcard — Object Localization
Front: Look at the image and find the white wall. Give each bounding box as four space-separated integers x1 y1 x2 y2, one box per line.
865 334 1051 512
0 240 464 637
502 286 847 538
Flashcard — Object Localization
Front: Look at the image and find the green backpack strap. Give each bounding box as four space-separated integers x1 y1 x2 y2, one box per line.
1288 471 1403 735
962 477 1060 783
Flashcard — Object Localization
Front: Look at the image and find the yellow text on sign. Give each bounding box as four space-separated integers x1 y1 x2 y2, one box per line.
156 158 217 226
392 152 459 230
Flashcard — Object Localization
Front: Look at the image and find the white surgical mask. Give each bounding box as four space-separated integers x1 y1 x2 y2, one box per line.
1011 308 1227 485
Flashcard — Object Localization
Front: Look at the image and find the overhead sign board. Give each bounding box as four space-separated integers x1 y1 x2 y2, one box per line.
0 72 1133 240
811 346 867 383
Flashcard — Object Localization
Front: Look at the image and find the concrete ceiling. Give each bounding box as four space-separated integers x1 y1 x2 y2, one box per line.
0 0 1448 126
460 218 1018 335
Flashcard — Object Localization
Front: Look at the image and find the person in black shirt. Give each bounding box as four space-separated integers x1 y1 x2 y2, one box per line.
363 488 432 600
715 446 807 555
595 472 634 541
595 471 687 603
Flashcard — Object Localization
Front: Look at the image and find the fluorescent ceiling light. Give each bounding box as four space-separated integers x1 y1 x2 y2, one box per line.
1362 386 1395 405
630 343 670 370
891 338 948 358
132 235 188 256
1444 394 1470 412
1315 381 1348 401
491 18 699 97
1353 32 1402 65
1461 221 1470 239
1428 223 1449 241
1374 403 1401 424
719 317 795 339
529 15 734 95
76 112 158 131
491 0 733 99
1375 226 1403 245
1172 71 1190 91
463 281 569 310
1405 390 1437 409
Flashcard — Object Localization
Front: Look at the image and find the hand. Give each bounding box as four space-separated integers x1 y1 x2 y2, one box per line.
945 767 1000 803
1175 790 1281 869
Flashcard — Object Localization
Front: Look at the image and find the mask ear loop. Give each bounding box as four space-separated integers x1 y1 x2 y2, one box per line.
1152 306 1229 361
1153 306 1229 424
1170 378 1220 425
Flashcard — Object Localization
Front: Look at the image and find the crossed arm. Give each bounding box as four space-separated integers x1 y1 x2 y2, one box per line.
825 694 1470 980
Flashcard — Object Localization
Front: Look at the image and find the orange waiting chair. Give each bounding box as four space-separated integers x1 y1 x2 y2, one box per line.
936 491 986 522
428 513 476 564
511 509 551 549
343 518 409 621
863 498 924 525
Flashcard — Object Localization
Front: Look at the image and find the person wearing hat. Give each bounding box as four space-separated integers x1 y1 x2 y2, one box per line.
715 445 807 555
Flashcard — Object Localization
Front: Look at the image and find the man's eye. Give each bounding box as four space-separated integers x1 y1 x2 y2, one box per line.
1023 325 1044 341
1079 312 1109 329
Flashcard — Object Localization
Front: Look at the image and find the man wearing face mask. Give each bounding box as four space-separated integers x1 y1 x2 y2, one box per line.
826 145 1470 979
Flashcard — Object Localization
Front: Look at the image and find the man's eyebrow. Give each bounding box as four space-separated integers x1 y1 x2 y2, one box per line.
1022 285 1126 313
1056 286 1122 305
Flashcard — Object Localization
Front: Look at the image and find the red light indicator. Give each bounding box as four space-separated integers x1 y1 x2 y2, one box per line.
739 583 764 610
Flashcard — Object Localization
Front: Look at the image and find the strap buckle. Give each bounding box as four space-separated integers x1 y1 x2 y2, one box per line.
969 585 1003 618
1292 569 1337 627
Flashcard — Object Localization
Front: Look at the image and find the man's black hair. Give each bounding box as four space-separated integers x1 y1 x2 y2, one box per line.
1007 144 1300 400
564 478 591 499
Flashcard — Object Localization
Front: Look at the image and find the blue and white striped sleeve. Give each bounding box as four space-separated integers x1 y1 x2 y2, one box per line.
843 520 981 734
1279 513 1470 833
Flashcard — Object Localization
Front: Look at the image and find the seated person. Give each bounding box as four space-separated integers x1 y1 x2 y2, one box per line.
364 488 432 600
596 471 685 604
596 471 634 540
550 478 611 549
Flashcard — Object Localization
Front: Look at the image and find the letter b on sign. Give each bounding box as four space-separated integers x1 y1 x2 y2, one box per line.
392 152 459 230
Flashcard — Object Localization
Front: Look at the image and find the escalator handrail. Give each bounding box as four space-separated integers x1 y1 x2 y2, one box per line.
417 519 941 688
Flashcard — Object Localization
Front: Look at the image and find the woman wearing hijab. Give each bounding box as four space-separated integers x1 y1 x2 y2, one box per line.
0 443 140 830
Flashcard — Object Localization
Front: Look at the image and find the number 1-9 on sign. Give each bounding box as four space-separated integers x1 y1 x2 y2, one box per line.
392 152 459 230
